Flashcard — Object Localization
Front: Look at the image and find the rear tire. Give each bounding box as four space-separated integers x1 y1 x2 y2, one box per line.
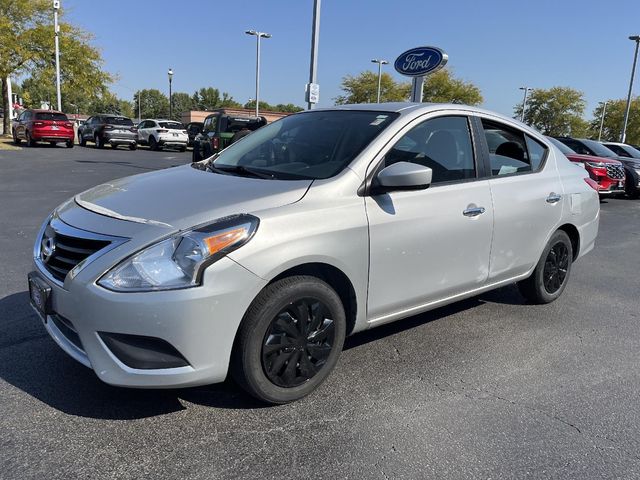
79 133 86 146
12 129 21 145
25 131 35 147
231 276 346 404
94 134 103 149
179 145 187 152
49 141 57 146
129 143 137 151
111 143 118 149
517 230 573 304
66 140 74 148
149 136 159 151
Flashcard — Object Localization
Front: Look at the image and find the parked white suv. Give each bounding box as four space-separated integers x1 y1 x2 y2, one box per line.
137 119 188 151
29 103 600 404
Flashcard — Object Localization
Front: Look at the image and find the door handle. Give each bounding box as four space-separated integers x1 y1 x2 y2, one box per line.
546 193 562 204
463 206 486 217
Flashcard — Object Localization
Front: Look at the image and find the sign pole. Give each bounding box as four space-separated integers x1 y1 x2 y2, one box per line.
411 76 424 103
307 0 321 109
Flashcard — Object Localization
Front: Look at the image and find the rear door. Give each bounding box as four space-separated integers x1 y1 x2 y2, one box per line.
365 114 494 323
476 117 562 282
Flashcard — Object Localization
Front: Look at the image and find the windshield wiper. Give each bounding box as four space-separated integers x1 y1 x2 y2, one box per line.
212 164 275 179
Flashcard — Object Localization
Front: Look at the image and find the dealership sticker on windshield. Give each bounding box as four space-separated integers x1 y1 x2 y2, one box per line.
370 115 389 126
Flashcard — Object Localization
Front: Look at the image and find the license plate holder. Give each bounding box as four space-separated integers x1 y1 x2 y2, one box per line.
28 272 52 320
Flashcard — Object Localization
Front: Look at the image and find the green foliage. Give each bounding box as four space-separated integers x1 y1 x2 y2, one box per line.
134 89 169 119
589 98 640 144
87 92 133 118
0 0 113 131
170 92 195 121
243 100 304 113
192 88 241 111
422 69 483 105
514 87 588 136
334 71 411 104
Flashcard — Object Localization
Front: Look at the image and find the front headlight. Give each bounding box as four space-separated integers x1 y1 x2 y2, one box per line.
585 161 606 168
99 214 258 292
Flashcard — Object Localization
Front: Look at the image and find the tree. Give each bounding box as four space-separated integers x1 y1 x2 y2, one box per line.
243 100 304 113
1 0 49 132
87 92 133 117
170 92 195 121
192 87 241 111
514 87 588 136
335 71 411 104
1 0 112 132
421 69 483 105
134 89 169 119
589 98 640 144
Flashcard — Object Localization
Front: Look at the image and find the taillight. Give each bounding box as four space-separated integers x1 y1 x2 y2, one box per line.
156 129 168 133
64 122 73 128
584 178 600 191
103 125 113 130
211 137 219 150
34 121 44 126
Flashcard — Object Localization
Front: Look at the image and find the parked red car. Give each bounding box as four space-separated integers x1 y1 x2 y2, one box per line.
11 109 74 148
547 137 624 194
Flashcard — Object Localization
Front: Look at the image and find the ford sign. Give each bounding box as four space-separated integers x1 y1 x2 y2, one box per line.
394 46 448 77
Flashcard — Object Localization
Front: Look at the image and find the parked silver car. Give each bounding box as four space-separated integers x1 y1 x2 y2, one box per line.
29 103 599 404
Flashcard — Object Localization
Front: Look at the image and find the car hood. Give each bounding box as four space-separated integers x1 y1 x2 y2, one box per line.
565 153 621 165
72 164 312 231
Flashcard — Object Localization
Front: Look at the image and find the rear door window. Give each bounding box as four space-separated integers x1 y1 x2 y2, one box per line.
481 120 532 176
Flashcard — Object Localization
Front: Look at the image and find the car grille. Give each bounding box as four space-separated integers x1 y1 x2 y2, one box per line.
606 164 625 180
39 222 111 282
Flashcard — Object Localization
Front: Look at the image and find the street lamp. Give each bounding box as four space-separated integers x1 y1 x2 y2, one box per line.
53 0 62 111
519 86 533 122
168 68 173 119
245 30 272 117
621 35 640 143
598 101 609 141
371 59 388 103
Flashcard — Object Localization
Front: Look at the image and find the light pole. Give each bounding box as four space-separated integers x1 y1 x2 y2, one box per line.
371 59 388 103
598 101 609 141
53 0 62 111
519 86 532 122
245 30 271 117
307 0 321 110
621 35 640 143
168 68 173 119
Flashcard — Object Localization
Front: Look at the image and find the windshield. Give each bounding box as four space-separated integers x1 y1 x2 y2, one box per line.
35 112 68 121
546 136 576 155
159 121 184 130
581 139 617 158
210 110 399 179
105 117 134 126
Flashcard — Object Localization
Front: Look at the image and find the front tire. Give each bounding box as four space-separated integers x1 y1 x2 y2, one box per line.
231 276 346 404
518 230 573 304
192 145 202 162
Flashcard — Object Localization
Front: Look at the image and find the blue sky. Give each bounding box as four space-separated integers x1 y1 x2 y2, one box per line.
63 0 640 119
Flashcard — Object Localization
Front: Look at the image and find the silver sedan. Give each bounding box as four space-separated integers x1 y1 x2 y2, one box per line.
29 103 599 404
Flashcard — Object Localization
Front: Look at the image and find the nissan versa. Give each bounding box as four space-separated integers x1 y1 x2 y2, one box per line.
29 103 600 404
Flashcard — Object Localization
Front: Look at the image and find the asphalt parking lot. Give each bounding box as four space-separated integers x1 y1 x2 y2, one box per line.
1 144 640 480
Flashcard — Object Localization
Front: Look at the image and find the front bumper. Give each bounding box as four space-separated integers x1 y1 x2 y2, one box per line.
31 254 266 388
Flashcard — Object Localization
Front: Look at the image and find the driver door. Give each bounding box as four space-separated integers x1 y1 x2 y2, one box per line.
365 114 494 324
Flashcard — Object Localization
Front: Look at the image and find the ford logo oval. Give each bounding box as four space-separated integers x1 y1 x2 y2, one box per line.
394 46 448 77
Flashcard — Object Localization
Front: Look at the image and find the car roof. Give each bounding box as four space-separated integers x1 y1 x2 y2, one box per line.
142 119 180 122
311 102 530 126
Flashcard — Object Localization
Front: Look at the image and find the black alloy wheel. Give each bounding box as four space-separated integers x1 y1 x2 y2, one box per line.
543 242 569 294
261 298 336 388
94 134 103 149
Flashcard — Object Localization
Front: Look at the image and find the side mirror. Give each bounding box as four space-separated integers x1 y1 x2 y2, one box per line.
375 161 432 192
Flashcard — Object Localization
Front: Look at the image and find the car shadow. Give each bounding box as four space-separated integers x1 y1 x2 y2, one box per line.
0 285 526 419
